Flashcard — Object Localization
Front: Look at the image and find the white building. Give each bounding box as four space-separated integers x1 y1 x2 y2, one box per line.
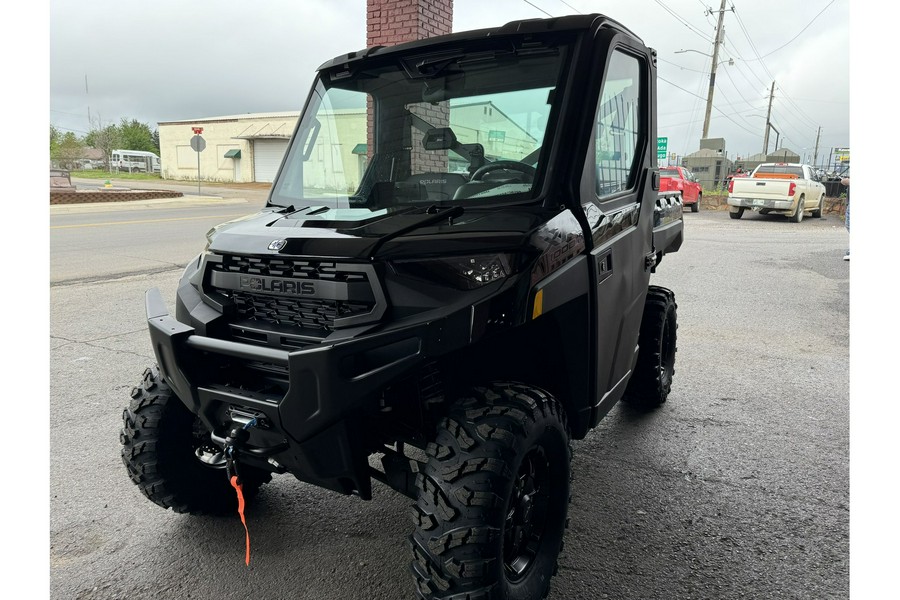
158 112 301 183
158 102 537 184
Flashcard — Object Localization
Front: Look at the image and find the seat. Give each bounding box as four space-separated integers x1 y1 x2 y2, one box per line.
404 172 469 201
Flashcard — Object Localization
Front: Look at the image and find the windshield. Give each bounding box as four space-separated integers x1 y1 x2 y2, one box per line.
659 168 679 177
269 37 570 209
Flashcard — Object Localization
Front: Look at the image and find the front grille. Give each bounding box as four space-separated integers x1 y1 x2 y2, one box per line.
214 255 368 283
227 291 372 331
208 254 379 335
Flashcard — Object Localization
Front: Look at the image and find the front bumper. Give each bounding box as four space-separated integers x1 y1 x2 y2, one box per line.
146 287 472 497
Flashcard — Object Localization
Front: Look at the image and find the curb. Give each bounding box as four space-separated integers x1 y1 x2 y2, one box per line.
50 195 255 214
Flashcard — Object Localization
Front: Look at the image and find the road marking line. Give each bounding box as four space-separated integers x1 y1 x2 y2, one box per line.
50 214 248 229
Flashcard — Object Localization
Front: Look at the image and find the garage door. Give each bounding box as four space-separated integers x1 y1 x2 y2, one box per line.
253 139 289 183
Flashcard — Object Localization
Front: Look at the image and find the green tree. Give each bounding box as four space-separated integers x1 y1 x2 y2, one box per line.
55 132 85 169
50 125 61 159
119 118 157 153
84 122 122 170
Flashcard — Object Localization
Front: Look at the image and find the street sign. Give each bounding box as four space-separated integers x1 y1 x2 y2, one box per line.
192 127 204 135
190 134 206 197
657 136 668 160
190 134 206 153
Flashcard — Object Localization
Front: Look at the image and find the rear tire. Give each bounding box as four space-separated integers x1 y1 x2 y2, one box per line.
729 207 744 220
622 286 677 410
691 195 700 212
120 367 271 515
410 383 571 600
791 196 805 223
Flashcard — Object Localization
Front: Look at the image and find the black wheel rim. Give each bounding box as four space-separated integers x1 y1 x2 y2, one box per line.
660 313 676 385
503 445 552 582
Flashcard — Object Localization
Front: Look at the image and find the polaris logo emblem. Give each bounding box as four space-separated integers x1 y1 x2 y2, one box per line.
240 276 316 295
268 239 287 251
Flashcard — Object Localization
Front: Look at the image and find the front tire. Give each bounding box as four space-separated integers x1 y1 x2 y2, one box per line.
691 195 700 212
812 195 824 218
622 286 677 410
120 367 271 515
411 383 571 600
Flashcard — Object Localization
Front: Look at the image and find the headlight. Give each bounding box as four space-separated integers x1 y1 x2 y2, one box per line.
393 253 515 290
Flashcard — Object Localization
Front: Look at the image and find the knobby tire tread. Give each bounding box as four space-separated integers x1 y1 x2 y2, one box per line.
410 383 572 600
622 286 678 410
120 367 271 515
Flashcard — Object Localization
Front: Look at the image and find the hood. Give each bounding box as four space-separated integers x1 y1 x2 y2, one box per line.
206 204 549 260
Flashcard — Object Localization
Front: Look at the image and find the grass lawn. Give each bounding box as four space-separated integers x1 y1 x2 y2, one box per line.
69 170 162 181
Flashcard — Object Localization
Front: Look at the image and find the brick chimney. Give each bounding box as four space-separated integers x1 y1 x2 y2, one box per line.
367 0 453 47
366 0 454 173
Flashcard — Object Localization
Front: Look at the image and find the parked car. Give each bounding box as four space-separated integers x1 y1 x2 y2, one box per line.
727 162 826 222
660 166 702 212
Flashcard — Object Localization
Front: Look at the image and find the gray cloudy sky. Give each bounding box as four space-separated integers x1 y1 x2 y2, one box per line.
49 0 849 164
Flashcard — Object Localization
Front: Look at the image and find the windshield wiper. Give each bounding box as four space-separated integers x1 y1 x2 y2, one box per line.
367 205 465 258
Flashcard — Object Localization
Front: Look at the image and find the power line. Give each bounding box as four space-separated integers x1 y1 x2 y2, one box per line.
732 6 776 82
730 4 825 136
51 124 90 135
652 0 714 43
658 75 758 136
741 1 837 61
723 33 770 89
719 66 760 111
658 57 709 74
770 108 816 147
714 86 758 131
51 109 90 119
522 0 554 17
555 0 582 13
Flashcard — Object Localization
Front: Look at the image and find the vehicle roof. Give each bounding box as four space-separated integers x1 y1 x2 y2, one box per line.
317 14 644 71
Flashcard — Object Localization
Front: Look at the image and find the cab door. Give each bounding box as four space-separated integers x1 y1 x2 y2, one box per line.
577 41 655 419
683 168 699 203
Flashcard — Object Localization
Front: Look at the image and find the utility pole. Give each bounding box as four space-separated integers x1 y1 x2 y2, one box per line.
763 81 775 154
813 126 822 167
701 0 729 139
85 74 91 130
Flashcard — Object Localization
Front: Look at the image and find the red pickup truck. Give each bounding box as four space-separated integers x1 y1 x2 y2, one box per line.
660 166 702 212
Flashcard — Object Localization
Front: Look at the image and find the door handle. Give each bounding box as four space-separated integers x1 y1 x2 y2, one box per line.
597 251 612 284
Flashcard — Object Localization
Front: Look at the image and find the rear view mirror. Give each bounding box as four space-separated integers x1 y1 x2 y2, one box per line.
422 127 458 151
422 73 466 103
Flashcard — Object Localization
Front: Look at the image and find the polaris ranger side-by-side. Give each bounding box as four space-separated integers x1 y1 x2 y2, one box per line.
121 14 683 600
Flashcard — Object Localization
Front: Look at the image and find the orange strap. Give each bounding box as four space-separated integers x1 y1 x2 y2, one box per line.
230 476 251 566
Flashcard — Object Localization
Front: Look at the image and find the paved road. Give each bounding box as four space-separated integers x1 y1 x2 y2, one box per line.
49 203 849 599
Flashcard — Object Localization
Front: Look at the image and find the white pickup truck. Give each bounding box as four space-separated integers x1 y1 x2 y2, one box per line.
727 163 826 222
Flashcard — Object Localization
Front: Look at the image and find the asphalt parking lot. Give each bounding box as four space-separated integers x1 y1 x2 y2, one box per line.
48 202 850 599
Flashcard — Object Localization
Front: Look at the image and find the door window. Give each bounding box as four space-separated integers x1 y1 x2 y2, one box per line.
594 51 642 199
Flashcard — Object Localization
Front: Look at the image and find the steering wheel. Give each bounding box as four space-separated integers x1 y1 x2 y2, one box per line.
470 161 536 182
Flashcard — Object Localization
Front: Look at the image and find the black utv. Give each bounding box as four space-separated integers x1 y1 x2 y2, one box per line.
121 13 683 600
